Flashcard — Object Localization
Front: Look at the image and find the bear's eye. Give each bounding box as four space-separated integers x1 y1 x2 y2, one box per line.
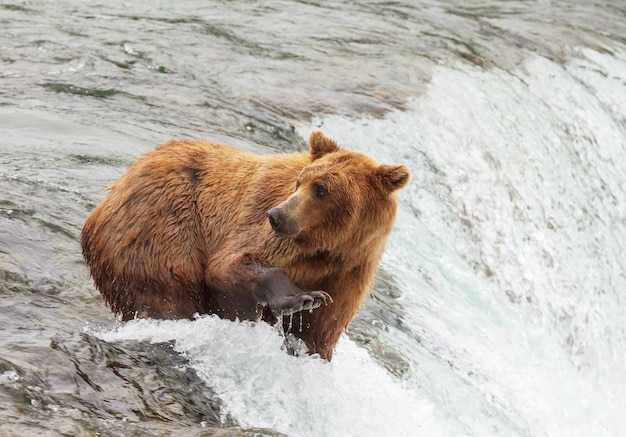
313 184 328 199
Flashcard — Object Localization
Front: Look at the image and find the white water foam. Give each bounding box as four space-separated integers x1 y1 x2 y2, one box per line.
97 316 451 437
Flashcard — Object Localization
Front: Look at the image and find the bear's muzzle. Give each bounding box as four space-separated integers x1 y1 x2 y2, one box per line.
267 205 300 238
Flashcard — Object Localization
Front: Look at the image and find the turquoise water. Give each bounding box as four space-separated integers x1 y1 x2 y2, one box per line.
1 1 625 435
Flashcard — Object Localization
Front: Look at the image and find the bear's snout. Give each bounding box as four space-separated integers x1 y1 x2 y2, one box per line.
267 206 300 238
267 207 285 232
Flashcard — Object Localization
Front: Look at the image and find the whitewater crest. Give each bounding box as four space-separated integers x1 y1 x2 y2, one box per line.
95 315 446 437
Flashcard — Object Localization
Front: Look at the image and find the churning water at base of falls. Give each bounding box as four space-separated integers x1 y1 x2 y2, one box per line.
1 1 625 436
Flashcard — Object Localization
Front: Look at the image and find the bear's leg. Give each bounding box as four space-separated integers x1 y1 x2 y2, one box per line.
205 254 331 321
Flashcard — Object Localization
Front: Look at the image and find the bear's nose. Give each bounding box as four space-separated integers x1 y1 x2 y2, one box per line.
267 207 284 231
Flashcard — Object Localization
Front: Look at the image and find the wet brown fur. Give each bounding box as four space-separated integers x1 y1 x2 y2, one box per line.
81 131 409 360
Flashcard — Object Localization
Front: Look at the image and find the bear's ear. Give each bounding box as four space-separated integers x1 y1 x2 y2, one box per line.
309 130 340 160
374 164 410 192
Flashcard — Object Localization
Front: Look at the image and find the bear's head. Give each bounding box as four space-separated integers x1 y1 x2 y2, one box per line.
267 131 410 255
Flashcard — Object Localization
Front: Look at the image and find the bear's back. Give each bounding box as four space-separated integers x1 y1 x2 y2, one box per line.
82 139 267 319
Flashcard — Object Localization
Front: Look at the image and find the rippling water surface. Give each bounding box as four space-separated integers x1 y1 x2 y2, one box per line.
1 1 625 436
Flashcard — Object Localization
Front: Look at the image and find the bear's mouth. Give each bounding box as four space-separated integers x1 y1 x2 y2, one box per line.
271 230 290 238
271 226 300 239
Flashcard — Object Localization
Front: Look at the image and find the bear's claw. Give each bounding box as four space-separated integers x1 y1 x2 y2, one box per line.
305 290 333 311
271 290 332 316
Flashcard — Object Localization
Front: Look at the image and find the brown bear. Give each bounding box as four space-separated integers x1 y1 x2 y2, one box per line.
81 131 409 360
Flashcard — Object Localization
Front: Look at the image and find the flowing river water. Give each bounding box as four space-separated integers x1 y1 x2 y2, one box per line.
1 1 625 436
